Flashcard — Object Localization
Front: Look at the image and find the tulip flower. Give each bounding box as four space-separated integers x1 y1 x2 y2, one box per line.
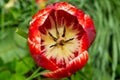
28 2 96 78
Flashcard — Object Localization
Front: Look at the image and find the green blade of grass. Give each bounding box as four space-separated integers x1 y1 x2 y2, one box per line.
25 67 41 80
112 35 118 80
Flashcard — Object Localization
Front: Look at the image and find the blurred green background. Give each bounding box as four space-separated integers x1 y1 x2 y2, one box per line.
0 0 120 80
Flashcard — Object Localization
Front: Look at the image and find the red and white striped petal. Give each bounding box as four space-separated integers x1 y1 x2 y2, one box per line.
41 68 70 78
28 25 59 71
30 7 52 27
73 9 96 52
28 8 59 71
33 54 59 71
41 51 88 78
66 50 88 74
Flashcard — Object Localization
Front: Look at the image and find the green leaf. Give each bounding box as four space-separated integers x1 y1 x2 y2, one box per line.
15 57 34 75
16 28 28 39
0 70 11 80
0 28 27 64
10 73 25 80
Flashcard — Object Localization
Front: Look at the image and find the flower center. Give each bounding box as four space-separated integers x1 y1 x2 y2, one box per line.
48 26 74 48
56 36 65 45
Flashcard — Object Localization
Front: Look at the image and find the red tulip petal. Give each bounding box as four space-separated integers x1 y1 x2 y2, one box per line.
66 50 88 74
79 33 89 52
83 15 96 44
41 51 88 78
28 4 60 71
75 10 96 52
28 26 59 71
41 68 70 78
28 28 58 71
33 54 59 71
52 2 78 15
28 26 41 55
32 7 51 20
79 15 96 52
30 7 52 27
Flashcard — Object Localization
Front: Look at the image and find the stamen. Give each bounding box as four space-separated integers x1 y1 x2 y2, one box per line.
48 32 57 41
65 38 74 43
54 11 59 38
55 25 59 38
50 43 57 48
62 26 66 37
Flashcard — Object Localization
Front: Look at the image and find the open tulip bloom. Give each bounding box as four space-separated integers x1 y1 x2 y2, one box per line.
28 2 96 78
